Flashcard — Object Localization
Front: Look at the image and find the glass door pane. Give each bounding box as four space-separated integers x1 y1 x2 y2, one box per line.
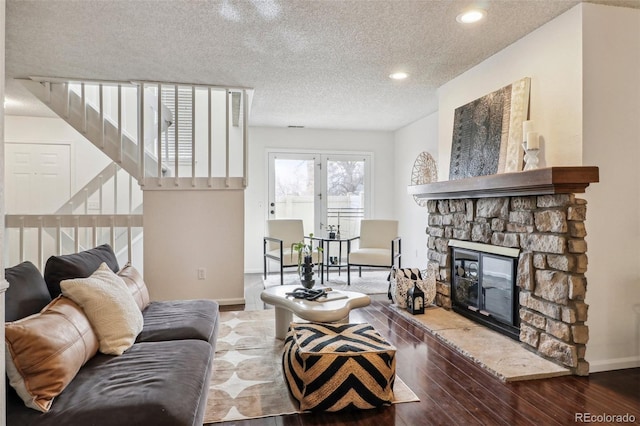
481 254 515 323
324 156 367 239
268 153 318 236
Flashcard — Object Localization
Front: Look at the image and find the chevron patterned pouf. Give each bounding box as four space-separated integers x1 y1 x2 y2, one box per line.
282 322 396 412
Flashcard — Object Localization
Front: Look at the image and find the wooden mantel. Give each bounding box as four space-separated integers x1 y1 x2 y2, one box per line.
408 166 599 200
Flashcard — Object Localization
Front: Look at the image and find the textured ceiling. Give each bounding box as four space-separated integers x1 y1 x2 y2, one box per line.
5 0 640 131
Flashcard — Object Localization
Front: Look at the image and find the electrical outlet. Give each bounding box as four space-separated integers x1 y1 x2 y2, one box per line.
197 268 206 280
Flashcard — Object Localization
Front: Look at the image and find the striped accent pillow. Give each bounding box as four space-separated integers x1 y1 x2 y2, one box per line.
283 322 396 412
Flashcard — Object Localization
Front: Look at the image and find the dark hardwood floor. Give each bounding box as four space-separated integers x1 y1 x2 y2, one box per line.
219 274 640 425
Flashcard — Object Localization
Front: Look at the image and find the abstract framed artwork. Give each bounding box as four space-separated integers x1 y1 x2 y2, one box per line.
449 77 531 180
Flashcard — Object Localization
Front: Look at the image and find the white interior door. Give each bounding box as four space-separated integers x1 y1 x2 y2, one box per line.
5 143 71 214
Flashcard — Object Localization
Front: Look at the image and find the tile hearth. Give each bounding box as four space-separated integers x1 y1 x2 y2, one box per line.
392 305 571 382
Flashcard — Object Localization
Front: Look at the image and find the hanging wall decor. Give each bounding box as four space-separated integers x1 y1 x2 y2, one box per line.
449 77 531 180
410 151 438 207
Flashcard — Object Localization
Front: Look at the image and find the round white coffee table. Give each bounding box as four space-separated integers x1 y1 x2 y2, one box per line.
260 285 371 339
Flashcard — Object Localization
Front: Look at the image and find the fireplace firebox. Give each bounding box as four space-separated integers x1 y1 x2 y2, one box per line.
450 241 520 340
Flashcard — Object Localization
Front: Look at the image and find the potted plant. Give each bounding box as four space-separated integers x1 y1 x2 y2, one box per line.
291 234 323 289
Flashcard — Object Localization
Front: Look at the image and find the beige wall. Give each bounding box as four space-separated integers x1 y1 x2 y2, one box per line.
437 5 583 179
581 3 640 371
393 112 438 269
143 189 244 304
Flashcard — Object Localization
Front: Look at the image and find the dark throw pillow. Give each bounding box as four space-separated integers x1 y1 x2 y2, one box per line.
43 244 120 298
5 261 52 322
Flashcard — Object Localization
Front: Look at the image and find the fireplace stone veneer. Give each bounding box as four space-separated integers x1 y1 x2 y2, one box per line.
425 194 590 375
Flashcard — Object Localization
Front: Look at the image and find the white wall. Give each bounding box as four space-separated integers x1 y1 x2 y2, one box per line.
4 116 112 194
437 6 583 179
1 2 8 424
581 4 640 371
244 126 395 273
393 112 439 269
144 189 244 304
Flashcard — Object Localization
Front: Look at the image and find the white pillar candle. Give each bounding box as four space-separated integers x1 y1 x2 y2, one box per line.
522 120 533 142
526 131 539 150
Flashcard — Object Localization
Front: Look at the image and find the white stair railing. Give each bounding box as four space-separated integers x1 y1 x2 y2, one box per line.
21 77 252 190
55 162 143 215
9 77 252 269
5 161 143 270
5 215 142 272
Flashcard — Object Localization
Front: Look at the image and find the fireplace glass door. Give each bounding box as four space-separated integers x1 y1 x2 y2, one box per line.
481 254 515 323
452 247 519 339
453 249 479 308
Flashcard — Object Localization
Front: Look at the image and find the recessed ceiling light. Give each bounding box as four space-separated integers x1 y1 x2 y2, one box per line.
456 8 486 24
389 72 409 80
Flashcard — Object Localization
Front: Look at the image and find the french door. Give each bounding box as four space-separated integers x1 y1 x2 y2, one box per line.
267 151 371 239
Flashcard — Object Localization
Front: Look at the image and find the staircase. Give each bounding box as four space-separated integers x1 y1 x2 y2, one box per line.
5 161 144 270
6 78 252 268
20 77 252 189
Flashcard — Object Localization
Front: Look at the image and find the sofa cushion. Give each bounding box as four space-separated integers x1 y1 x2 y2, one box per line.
5 296 99 412
117 264 151 311
44 244 119 298
61 263 143 355
138 299 219 345
5 261 52 322
6 340 214 426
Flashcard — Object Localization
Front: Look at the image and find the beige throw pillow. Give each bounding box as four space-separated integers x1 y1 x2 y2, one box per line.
61 262 143 355
5 296 99 412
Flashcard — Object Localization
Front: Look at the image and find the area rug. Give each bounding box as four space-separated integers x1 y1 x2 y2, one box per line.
263 269 391 295
203 309 419 424
389 304 571 382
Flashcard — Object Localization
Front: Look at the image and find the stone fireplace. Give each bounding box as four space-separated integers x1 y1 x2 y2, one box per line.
409 167 599 376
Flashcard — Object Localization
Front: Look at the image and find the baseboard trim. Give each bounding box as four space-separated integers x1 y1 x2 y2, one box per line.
588 356 640 372
216 297 246 306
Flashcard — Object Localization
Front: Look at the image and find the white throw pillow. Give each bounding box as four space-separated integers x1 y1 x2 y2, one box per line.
61 262 144 355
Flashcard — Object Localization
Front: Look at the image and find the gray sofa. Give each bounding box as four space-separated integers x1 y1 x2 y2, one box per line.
5 245 219 426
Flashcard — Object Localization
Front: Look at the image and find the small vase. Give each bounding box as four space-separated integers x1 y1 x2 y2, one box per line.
300 255 315 289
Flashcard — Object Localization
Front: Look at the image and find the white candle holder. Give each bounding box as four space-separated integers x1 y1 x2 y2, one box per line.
522 143 540 171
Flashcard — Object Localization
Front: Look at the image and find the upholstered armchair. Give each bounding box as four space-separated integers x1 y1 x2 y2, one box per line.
347 220 401 285
263 219 322 285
